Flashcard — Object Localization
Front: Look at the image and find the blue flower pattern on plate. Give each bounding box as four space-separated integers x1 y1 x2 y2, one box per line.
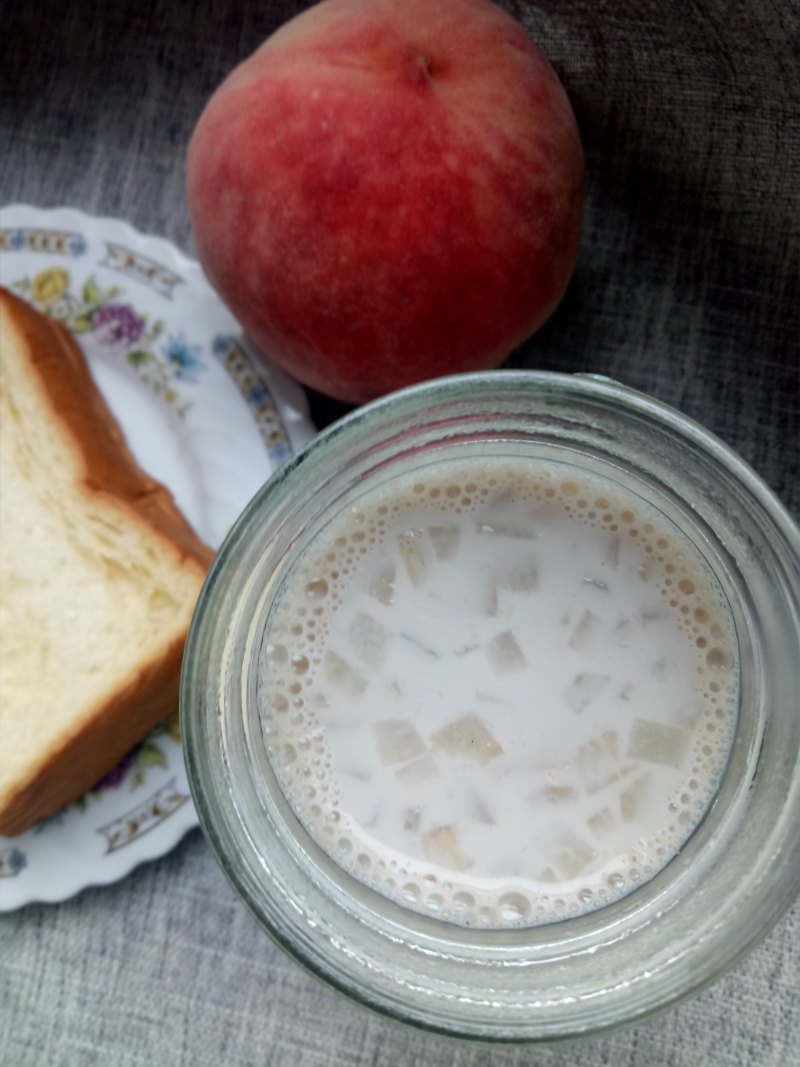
166 332 204 382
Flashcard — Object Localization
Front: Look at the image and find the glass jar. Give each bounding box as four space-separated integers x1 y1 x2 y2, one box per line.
181 371 800 1042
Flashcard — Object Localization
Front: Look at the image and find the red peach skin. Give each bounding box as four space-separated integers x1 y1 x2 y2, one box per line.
187 0 584 403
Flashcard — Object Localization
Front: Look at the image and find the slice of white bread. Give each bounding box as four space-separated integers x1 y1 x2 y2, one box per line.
0 287 214 836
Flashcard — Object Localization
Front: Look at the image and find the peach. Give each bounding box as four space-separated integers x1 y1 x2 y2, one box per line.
187 0 584 404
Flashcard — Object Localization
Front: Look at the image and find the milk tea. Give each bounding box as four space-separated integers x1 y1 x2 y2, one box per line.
259 457 738 928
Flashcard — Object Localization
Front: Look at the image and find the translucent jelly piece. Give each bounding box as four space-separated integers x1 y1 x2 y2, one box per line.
565 672 610 713
585 766 636 796
373 719 427 766
627 719 689 768
497 557 539 594
613 617 636 648
607 532 622 568
369 564 396 606
552 836 596 880
620 773 653 821
486 586 500 617
568 609 601 650
421 825 473 871
324 650 367 697
349 612 389 669
637 560 654 582
488 630 527 672
545 784 578 804
395 754 439 786
587 806 615 839
396 530 428 585
428 525 460 561
577 730 619 778
404 807 422 832
430 713 504 765
465 792 496 824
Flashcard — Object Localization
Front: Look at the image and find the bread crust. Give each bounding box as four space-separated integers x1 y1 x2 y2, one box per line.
0 287 214 836
0 288 214 568
0 636 190 836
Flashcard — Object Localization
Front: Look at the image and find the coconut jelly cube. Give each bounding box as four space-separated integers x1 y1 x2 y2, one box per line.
493 557 539 601
373 719 427 766
396 530 428 585
627 719 689 768
568 609 601 651
587 806 615 839
403 808 422 832
395 754 439 785
620 773 653 821
565 672 610 713
324 650 367 697
421 825 473 871
552 836 596 880
427 524 460 560
465 792 496 824
430 713 504 764
349 612 390 669
369 564 396 606
544 783 578 804
577 730 619 778
488 630 527 672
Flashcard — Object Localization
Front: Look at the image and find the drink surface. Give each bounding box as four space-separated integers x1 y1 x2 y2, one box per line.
260 457 738 928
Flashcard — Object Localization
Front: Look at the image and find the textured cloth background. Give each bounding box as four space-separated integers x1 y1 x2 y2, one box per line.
1 0 798 1064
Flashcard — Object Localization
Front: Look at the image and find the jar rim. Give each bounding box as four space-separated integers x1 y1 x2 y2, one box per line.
182 370 800 1041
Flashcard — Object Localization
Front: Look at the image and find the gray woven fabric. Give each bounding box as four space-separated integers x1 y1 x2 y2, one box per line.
1 1 798 1064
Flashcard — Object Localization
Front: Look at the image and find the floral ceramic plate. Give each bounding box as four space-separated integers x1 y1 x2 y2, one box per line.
0 205 316 911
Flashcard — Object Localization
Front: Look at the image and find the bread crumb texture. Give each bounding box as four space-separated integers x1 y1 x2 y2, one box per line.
0 287 213 835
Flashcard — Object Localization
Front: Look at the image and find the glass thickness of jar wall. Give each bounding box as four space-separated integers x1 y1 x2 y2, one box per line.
181 371 800 1043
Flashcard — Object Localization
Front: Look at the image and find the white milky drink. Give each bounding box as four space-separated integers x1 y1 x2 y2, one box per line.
260 457 738 928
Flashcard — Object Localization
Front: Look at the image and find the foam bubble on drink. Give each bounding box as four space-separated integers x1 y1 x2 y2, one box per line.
259 458 738 928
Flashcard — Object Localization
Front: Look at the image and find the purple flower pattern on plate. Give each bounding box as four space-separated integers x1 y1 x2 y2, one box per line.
92 302 145 346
